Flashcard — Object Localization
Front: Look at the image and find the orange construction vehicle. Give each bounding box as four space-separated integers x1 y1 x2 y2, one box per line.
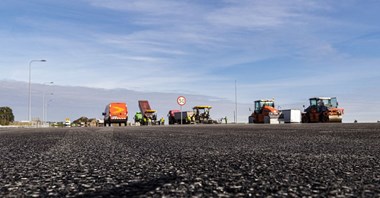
102 102 128 126
248 99 281 124
302 97 344 123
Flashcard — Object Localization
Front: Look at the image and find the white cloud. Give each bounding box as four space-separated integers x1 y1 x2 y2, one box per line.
87 0 188 15
206 0 329 29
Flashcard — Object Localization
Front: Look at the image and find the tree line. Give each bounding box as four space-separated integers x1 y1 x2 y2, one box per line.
0 107 15 125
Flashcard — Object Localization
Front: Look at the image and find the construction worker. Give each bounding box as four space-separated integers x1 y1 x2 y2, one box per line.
186 115 191 124
143 117 147 125
191 115 196 124
160 117 165 125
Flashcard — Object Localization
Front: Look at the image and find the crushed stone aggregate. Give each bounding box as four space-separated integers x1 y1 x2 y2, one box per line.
0 123 379 197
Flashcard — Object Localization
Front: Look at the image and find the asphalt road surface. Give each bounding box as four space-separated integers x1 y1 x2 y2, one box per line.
1 124 380 197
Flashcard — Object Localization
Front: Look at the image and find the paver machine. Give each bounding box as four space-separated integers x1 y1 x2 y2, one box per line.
302 97 344 123
248 99 281 124
138 100 157 125
192 106 217 124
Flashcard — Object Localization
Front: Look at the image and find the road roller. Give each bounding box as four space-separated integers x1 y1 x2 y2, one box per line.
302 97 344 123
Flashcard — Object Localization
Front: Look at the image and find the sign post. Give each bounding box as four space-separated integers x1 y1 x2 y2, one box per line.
177 96 186 125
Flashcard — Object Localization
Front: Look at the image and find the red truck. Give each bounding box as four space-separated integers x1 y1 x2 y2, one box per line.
167 110 195 125
168 110 180 125
103 102 128 126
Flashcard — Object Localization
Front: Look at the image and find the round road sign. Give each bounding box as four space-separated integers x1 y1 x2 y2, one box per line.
177 96 186 106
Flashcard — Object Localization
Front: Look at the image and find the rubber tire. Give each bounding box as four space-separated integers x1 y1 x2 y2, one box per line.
302 115 309 123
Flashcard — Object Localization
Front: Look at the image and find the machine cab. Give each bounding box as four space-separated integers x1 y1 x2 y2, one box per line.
309 97 338 112
193 106 212 116
254 100 275 113
309 97 338 107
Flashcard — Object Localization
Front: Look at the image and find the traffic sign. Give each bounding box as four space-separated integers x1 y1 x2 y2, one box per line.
177 96 186 106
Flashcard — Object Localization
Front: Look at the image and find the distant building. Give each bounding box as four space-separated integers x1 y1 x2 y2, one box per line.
87 119 98 127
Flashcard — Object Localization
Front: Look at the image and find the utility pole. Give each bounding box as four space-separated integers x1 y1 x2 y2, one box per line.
235 80 237 124
42 82 53 125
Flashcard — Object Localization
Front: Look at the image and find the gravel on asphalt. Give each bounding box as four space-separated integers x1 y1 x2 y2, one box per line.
1 123 380 197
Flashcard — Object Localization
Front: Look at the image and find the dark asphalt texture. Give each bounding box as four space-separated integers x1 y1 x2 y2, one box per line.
1 124 380 197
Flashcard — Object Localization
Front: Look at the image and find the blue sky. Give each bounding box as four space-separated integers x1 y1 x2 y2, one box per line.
1 0 380 122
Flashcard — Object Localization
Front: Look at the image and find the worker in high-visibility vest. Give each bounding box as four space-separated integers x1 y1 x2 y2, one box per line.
143 117 147 125
160 117 165 125
186 115 191 124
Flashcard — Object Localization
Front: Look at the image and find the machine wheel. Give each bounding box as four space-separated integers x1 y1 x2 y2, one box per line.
302 115 309 123
322 115 329 122
248 116 254 124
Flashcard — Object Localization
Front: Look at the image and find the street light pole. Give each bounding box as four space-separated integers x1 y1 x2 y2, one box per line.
235 80 237 124
28 59 46 122
42 82 53 125
46 99 54 127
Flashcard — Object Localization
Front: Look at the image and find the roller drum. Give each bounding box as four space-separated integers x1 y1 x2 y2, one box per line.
328 115 342 123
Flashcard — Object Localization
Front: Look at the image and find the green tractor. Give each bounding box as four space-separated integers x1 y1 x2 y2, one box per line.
134 111 157 126
134 112 143 125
